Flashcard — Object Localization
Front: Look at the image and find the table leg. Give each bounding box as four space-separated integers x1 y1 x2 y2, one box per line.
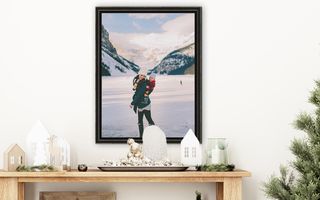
216 182 224 200
18 183 24 200
0 178 19 200
216 178 242 200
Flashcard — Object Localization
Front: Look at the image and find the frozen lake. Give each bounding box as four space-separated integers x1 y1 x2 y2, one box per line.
101 75 195 138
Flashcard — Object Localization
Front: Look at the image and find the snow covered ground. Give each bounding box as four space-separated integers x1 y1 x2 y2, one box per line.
101 75 195 138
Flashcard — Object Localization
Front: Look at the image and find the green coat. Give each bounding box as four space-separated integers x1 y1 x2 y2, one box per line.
131 80 151 109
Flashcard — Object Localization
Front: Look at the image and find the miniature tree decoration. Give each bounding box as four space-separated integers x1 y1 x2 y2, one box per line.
263 80 320 200
195 191 202 200
143 125 168 161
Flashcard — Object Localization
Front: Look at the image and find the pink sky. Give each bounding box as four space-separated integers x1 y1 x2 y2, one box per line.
109 14 195 69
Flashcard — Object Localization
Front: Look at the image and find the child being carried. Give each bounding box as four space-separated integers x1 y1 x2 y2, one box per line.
133 73 156 96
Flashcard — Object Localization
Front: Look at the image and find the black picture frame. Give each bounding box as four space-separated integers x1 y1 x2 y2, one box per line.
96 7 202 143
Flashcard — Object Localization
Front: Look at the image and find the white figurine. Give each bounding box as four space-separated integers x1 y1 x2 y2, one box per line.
143 125 168 161
180 129 202 166
127 138 143 159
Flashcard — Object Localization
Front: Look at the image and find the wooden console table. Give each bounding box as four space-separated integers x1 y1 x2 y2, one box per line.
0 170 250 200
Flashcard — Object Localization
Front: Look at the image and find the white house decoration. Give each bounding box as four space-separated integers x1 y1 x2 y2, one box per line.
26 120 51 166
180 129 202 166
4 144 25 171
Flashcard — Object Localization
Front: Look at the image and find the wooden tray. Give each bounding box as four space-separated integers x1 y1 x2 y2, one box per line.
98 166 188 171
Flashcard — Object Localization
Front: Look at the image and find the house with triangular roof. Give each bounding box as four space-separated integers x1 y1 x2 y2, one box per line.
180 129 202 166
4 144 25 171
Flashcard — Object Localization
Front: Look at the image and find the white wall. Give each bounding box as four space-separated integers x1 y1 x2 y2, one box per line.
0 0 320 199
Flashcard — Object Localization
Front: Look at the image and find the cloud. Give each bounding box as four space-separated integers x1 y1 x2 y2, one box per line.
109 14 195 68
128 13 168 19
132 21 142 30
162 14 194 34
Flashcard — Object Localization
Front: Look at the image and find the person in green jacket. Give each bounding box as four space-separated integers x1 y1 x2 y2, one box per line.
130 70 155 136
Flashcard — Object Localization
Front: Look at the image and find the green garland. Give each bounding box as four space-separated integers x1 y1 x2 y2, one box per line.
196 164 235 172
16 164 57 172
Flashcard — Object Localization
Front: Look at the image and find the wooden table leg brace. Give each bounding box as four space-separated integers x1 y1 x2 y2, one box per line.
216 178 242 200
18 183 24 200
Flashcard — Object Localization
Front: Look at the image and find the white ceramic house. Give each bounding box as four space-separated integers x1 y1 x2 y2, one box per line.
26 120 51 166
4 144 25 171
180 129 202 166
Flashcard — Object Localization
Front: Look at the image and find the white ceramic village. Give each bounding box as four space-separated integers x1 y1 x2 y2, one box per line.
4 121 202 171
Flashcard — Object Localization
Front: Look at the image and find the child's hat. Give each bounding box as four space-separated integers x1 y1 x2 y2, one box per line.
149 72 156 78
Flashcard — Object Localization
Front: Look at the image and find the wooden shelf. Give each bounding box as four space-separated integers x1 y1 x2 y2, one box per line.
0 169 250 178
0 169 251 200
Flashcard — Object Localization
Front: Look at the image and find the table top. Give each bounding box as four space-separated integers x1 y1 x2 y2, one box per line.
0 169 251 178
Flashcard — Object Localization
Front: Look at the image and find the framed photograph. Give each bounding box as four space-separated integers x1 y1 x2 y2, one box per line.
96 7 202 143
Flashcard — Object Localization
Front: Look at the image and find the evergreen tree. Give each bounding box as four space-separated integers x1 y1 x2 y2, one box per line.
264 80 320 199
195 191 202 200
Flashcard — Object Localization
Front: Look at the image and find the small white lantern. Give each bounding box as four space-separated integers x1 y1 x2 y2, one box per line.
180 129 202 166
48 135 71 171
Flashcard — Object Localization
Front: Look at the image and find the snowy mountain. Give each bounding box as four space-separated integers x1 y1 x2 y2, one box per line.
140 32 195 68
101 25 140 76
150 43 195 75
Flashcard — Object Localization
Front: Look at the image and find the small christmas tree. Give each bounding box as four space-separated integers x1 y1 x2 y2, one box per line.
195 191 202 200
264 80 320 200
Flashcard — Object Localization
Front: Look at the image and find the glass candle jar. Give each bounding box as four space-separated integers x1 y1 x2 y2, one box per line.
206 138 228 164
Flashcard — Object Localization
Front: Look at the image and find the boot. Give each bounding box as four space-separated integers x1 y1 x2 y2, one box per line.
138 123 144 137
